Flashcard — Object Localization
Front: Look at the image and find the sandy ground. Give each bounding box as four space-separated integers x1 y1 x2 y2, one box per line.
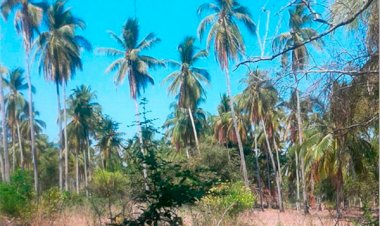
0 208 373 226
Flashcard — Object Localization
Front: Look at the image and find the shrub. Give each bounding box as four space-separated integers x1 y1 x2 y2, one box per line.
0 170 34 218
199 181 255 216
39 187 66 218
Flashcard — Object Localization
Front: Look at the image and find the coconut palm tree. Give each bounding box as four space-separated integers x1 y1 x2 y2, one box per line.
66 85 100 194
1 0 46 191
239 70 284 211
4 68 31 170
164 103 207 157
197 0 255 187
95 115 123 170
0 66 9 182
273 2 323 214
163 36 210 153
35 0 91 191
98 18 163 189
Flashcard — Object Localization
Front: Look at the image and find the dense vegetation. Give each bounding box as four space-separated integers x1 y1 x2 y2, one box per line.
0 0 378 225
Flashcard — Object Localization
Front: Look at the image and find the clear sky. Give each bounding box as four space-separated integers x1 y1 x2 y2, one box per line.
0 0 301 142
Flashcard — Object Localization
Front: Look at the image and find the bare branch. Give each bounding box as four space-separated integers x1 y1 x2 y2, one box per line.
235 0 375 71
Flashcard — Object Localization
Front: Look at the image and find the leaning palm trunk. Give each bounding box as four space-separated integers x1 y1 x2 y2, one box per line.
56 83 63 190
251 122 264 210
134 99 149 191
295 85 309 214
188 108 200 154
63 82 69 191
273 138 283 184
225 67 249 187
25 50 38 192
295 147 300 211
16 120 24 169
261 119 284 212
0 75 9 182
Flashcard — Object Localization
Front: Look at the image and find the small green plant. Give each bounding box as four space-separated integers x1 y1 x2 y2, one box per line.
199 181 255 216
0 170 34 218
39 187 66 218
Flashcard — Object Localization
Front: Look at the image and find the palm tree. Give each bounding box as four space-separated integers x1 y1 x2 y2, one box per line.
66 85 100 194
0 66 9 182
239 70 284 211
95 115 123 170
98 18 163 189
164 104 207 157
35 0 91 191
273 2 323 214
197 0 255 187
4 68 31 170
163 36 209 153
1 0 46 192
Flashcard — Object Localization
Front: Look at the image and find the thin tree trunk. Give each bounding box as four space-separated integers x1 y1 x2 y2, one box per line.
273 137 283 184
0 72 10 182
224 67 249 187
261 119 284 212
0 147 3 181
251 123 264 211
12 130 15 172
83 140 88 197
188 108 200 154
295 149 300 211
56 83 63 191
16 120 24 169
134 99 149 191
75 148 79 194
295 84 309 214
63 82 69 191
25 50 38 193
87 138 92 182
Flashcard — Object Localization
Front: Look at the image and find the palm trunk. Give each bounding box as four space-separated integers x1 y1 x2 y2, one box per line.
83 145 88 197
25 50 38 193
134 99 149 191
63 82 69 191
0 72 10 182
12 130 15 172
188 108 200 154
224 67 249 187
295 84 309 214
273 137 283 184
56 83 63 190
295 149 300 211
87 138 92 183
16 120 24 169
251 122 264 210
75 148 79 194
0 148 3 181
261 119 284 212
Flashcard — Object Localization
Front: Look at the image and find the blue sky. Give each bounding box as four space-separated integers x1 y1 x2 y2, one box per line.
0 0 303 142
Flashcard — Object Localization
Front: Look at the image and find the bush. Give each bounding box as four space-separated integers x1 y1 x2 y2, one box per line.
198 181 255 216
39 187 66 218
0 170 34 218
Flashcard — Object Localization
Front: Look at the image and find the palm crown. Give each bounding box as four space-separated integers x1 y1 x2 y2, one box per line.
197 0 255 69
164 36 210 109
98 18 164 99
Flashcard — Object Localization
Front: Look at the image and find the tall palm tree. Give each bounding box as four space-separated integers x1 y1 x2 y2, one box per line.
1 0 46 192
239 70 284 211
163 36 210 153
66 85 100 194
0 66 9 182
197 0 255 187
4 68 31 170
35 0 91 191
273 2 323 214
98 18 163 189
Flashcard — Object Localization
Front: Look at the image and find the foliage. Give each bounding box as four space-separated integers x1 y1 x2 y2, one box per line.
198 181 255 216
0 170 33 217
